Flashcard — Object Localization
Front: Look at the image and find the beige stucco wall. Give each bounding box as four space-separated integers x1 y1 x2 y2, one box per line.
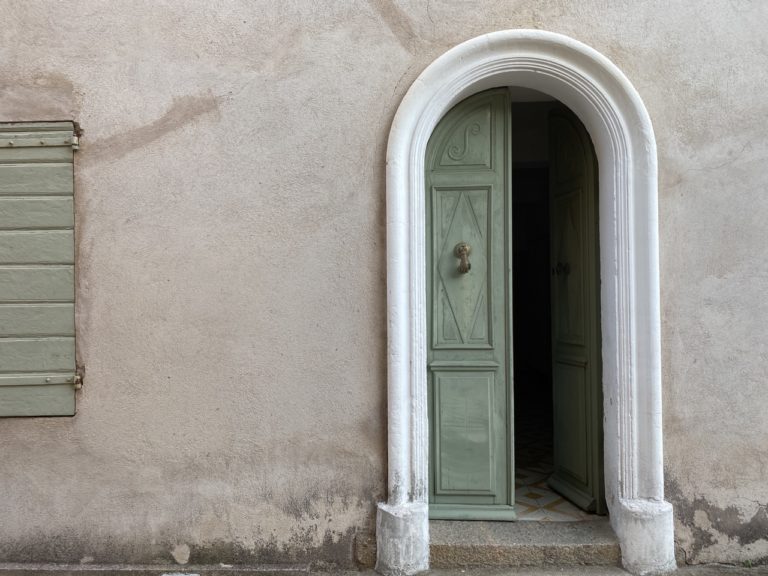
0 0 766 568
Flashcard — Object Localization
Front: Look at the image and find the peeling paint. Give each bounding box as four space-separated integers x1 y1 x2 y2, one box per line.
0 526 361 569
667 475 768 565
171 544 190 565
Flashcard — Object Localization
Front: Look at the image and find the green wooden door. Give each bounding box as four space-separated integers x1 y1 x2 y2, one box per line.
426 89 515 520
547 108 605 513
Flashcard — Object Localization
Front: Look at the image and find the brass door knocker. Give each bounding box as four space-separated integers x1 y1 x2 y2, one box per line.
454 242 472 274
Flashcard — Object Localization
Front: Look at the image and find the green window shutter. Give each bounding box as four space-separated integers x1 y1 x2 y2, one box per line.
0 122 78 416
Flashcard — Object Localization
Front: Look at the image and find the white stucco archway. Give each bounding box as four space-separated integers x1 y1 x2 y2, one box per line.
376 30 675 576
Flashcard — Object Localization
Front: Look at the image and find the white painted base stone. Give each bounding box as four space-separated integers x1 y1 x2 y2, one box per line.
613 499 677 575
375 502 429 576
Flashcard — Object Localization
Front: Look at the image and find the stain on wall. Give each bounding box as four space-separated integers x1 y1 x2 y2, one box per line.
367 0 420 53
0 527 363 568
667 476 768 565
85 93 221 164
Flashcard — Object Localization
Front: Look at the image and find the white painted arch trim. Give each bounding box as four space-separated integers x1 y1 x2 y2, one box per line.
376 30 675 576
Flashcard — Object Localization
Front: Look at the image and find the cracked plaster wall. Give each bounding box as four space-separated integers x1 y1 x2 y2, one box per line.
0 0 766 568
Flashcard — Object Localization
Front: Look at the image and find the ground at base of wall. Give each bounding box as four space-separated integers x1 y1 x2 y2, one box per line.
1 564 768 576
417 567 768 576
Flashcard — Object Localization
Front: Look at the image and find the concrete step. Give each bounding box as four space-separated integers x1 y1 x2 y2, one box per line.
429 519 621 568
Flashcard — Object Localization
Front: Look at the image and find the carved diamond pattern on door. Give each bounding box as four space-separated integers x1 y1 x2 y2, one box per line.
433 187 490 348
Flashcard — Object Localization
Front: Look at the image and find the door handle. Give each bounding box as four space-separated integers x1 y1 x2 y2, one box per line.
454 242 472 274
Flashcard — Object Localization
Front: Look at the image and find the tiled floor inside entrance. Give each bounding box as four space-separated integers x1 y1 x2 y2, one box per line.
515 405 600 521
514 465 595 521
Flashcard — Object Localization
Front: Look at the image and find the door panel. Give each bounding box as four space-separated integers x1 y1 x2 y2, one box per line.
433 370 495 495
552 189 585 346
553 361 588 483
426 89 514 519
548 108 605 514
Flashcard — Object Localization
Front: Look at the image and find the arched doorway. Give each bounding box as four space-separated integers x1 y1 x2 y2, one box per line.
376 30 674 576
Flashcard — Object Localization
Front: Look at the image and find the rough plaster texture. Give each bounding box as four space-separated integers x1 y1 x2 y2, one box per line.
0 0 766 568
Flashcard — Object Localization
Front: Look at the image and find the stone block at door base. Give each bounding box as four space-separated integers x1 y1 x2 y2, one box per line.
614 498 676 575
375 502 429 576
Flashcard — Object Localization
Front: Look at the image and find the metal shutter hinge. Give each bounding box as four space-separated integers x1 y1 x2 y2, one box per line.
73 370 84 390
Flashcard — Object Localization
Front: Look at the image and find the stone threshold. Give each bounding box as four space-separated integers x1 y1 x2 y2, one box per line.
429 518 621 567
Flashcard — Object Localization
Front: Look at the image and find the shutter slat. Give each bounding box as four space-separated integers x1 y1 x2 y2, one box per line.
0 304 74 336
0 164 73 195
0 230 74 264
0 197 74 229
0 122 75 133
0 384 75 416
0 373 76 386
0 266 74 302
0 147 73 164
0 337 75 372
0 130 76 143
